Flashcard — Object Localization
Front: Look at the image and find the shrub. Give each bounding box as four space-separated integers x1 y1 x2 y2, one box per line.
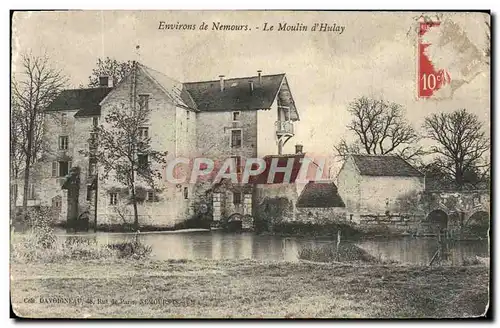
298 242 378 263
11 233 153 263
106 240 152 259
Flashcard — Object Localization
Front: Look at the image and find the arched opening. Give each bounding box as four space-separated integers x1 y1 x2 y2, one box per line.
427 209 448 232
226 213 243 232
464 211 489 238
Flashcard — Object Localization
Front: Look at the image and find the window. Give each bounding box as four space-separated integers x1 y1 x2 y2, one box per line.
28 184 36 200
138 127 149 139
109 193 118 205
89 159 97 175
58 161 71 177
89 132 98 151
92 117 99 128
10 184 17 198
232 111 240 121
183 187 189 199
233 192 242 205
59 136 69 150
86 186 93 202
138 154 149 168
231 155 242 174
230 129 242 148
138 94 150 111
61 113 67 126
52 197 61 208
186 110 190 120
147 190 155 202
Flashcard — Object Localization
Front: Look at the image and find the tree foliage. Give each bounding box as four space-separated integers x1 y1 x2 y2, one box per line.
82 101 167 229
423 108 489 188
87 57 133 87
334 96 425 164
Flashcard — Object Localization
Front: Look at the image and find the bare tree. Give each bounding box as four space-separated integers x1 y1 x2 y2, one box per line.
335 96 425 164
10 98 25 213
87 57 133 87
423 108 489 188
333 138 361 162
11 54 67 218
82 102 167 230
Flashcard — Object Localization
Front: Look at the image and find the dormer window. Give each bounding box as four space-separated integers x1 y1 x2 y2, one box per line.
232 111 240 121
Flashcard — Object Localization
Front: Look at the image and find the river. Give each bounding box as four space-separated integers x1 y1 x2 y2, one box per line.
56 230 489 265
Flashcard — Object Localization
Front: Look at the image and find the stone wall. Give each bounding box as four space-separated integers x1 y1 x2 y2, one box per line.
196 110 258 162
295 207 347 224
97 65 192 227
357 213 433 235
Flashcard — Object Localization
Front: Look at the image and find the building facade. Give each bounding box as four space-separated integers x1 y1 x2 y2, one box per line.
28 62 301 229
336 154 425 221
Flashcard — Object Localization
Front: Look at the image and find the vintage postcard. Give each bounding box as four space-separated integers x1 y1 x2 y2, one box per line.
10 10 490 319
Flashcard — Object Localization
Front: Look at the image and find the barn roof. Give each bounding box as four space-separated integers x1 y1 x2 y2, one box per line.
296 181 346 208
351 154 424 177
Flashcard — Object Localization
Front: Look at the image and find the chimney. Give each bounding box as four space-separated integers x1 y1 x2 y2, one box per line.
295 144 303 154
257 70 262 84
219 75 225 92
99 76 109 88
249 81 254 94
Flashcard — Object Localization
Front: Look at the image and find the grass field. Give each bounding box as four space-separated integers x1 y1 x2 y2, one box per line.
11 259 489 319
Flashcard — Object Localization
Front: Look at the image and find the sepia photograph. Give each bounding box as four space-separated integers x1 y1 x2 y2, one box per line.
9 10 491 319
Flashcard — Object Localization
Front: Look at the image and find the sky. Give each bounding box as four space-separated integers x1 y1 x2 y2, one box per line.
12 11 491 171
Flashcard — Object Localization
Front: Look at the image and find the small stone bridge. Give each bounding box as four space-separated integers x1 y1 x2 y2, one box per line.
359 189 490 238
424 189 490 237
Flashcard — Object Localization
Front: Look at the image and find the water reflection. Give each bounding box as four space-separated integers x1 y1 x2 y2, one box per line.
55 230 489 264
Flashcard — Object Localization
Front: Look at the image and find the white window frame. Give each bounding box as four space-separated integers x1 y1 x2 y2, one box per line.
230 128 243 148
146 190 155 202
61 113 68 126
55 160 72 177
232 111 241 122
28 183 36 200
138 127 149 139
59 136 69 150
231 155 242 174
233 191 242 205
109 193 118 206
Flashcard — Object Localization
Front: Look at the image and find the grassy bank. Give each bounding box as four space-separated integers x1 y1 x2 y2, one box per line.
11 259 489 318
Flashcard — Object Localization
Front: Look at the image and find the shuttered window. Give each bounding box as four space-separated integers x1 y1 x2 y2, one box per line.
52 162 58 177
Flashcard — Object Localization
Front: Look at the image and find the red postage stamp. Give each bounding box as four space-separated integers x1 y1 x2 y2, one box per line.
417 16 487 99
417 21 451 98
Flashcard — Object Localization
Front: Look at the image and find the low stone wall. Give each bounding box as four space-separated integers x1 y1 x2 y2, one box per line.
295 207 347 224
358 214 435 235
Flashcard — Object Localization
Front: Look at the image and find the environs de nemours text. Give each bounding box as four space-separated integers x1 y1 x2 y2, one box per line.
158 21 346 34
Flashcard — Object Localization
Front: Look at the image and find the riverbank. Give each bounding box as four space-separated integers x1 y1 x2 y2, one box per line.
11 259 489 318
